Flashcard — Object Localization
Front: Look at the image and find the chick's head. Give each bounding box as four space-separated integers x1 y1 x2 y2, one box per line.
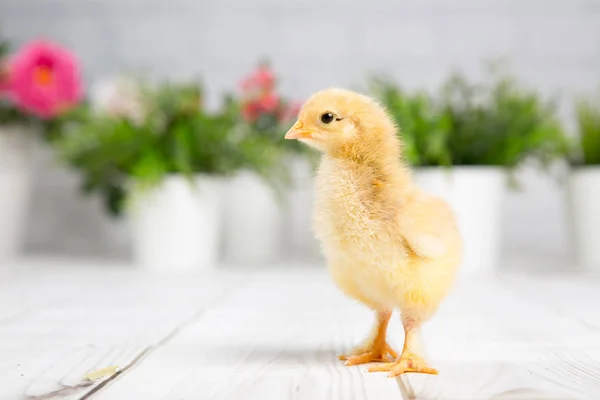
285 88 400 158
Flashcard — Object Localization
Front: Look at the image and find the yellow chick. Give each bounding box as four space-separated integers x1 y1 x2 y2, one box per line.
284 88 462 377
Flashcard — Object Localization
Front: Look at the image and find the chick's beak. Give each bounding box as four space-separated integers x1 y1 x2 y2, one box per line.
285 121 313 140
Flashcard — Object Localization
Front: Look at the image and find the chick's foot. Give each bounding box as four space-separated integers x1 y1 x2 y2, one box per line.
339 309 397 366
339 342 399 366
368 353 438 377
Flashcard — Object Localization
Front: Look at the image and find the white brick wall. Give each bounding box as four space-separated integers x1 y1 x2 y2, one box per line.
1 0 599 263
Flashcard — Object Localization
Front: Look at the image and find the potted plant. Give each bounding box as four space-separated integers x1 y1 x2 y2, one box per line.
235 62 320 263
565 92 600 271
369 66 565 274
219 62 294 266
0 37 82 264
52 78 274 272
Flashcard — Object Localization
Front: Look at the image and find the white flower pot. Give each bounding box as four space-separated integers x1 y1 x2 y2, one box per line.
566 167 600 271
221 170 282 265
0 125 36 265
129 174 222 273
412 167 506 275
283 156 322 262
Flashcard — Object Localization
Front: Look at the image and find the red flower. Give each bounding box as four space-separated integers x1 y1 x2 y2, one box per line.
8 39 83 118
239 64 275 93
254 65 275 90
238 63 302 127
259 92 279 112
241 92 282 123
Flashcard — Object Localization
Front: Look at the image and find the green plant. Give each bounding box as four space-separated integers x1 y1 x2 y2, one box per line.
440 67 567 170
571 94 600 166
367 76 452 167
51 79 287 216
236 61 317 164
369 64 568 178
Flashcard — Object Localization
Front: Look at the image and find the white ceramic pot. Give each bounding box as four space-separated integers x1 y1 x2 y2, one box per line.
412 166 506 275
129 174 222 273
0 125 36 265
221 170 282 266
283 155 322 262
566 167 600 271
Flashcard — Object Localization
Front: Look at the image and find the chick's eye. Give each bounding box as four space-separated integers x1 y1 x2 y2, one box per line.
321 113 334 124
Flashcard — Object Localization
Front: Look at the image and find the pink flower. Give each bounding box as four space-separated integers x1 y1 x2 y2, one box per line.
258 92 279 112
241 92 282 123
239 64 275 93
8 39 83 118
254 66 275 90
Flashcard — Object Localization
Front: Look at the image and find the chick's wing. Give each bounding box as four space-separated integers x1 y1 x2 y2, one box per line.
397 193 459 259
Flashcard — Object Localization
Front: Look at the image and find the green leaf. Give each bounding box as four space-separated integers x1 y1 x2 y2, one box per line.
171 121 193 176
367 64 568 186
48 77 292 215
105 184 126 216
574 95 600 165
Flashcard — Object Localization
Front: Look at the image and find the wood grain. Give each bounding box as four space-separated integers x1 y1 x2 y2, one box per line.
96 269 403 399
398 274 600 399
0 258 246 400
3 259 600 399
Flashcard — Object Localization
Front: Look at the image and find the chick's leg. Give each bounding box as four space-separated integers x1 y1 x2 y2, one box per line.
339 309 399 366
368 315 438 377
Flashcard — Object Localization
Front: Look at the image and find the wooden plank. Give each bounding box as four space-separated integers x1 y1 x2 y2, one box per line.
398 274 600 399
4 259 600 400
0 257 244 400
94 268 403 399
399 349 600 399
500 272 600 330
98 269 600 399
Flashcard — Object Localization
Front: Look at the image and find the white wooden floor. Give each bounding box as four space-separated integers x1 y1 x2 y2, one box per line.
1 258 600 400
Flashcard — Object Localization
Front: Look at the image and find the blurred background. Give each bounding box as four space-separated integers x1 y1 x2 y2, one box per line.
1 0 599 272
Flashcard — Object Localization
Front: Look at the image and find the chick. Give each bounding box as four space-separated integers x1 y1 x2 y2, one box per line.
284 88 462 377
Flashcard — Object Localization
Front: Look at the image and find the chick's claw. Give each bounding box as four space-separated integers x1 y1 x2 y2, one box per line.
368 353 438 377
339 342 399 366
340 351 391 366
